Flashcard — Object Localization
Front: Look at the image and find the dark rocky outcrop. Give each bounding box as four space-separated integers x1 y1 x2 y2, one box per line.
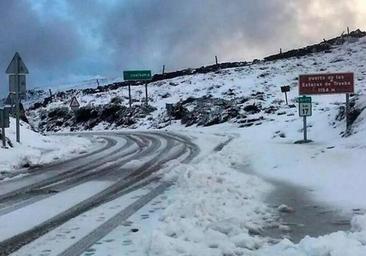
37 103 156 132
167 96 264 127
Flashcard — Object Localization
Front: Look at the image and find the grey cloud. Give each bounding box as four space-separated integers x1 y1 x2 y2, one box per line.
0 0 87 96
0 0 362 97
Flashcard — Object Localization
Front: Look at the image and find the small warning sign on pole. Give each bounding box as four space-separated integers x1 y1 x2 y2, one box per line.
70 97 80 111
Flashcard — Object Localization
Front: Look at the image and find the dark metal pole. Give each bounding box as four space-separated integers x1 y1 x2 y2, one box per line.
303 116 307 141
1 126 5 147
128 85 132 108
15 58 20 143
145 83 148 106
162 65 165 75
215 56 218 65
285 92 288 105
346 93 350 131
1 111 5 148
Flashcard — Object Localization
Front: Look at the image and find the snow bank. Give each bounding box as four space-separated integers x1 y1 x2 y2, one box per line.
147 141 274 256
0 118 92 180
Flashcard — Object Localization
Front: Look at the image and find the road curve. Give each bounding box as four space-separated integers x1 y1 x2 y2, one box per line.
0 131 199 256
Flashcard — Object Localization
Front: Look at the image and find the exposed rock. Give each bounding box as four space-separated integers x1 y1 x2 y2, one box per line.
244 104 260 114
36 103 156 132
278 204 295 213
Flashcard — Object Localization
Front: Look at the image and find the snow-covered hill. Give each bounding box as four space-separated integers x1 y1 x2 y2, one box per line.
27 31 366 137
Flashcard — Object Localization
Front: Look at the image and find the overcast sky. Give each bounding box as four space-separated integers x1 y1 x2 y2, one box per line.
1 0 366 97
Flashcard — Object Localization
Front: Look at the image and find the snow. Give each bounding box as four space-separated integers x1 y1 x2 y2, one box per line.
0 117 93 181
146 153 273 256
12 184 157 256
233 109 366 210
79 132 275 256
14 36 366 254
84 127 366 256
0 181 112 242
80 189 171 256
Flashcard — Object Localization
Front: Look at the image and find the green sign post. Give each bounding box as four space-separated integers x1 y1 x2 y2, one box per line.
123 70 152 107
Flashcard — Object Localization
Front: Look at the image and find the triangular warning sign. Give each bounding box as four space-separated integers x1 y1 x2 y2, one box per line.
70 97 80 108
6 52 29 74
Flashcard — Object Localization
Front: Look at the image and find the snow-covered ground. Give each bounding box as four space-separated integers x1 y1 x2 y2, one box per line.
136 126 366 255
15 35 366 254
0 118 93 181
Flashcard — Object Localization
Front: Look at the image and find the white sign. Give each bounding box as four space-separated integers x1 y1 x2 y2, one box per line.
6 52 29 74
299 103 312 117
9 75 26 99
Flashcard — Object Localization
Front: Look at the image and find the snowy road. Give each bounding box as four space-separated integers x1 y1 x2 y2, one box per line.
0 131 199 255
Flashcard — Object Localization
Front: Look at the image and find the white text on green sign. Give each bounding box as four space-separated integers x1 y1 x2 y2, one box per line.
298 96 312 103
123 70 152 81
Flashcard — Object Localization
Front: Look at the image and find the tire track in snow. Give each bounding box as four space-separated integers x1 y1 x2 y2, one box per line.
0 132 199 256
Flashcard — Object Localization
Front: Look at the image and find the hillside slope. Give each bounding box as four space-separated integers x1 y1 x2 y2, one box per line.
28 32 366 136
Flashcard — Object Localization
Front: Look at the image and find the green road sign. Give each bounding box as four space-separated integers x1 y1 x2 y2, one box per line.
123 70 152 81
298 96 312 103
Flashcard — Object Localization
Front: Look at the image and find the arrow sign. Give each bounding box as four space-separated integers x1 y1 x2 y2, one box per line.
6 52 29 74
70 96 80 110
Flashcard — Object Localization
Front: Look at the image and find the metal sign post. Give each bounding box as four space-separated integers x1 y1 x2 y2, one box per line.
166 103 173 125
303 116 307 141
346 93 350 131
281 86 290 105
1 110 5 148
145 83 148 106
123 70 152 108
0 108 10 148
128 85 132 108
6 52 29 143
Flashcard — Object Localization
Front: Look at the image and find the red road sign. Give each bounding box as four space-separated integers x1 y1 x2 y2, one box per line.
299 72 354 95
